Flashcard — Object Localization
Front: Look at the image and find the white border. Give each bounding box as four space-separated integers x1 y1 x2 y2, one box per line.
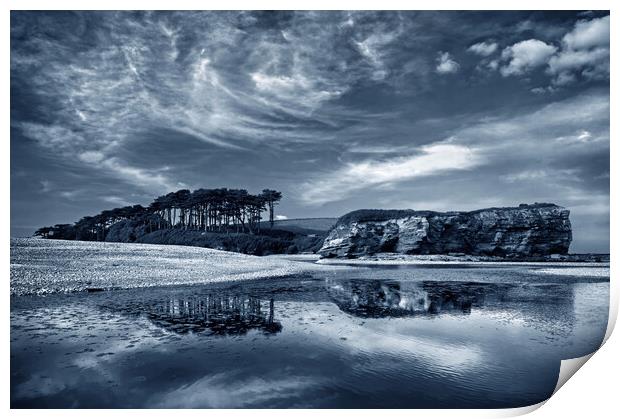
3 1 617 418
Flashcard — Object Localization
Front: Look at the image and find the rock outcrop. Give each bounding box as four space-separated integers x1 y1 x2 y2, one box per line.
318 203 572 259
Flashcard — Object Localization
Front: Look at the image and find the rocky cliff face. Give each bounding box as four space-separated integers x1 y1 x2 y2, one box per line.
318 204 572 259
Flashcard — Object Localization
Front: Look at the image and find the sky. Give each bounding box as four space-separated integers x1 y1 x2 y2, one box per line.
10 11 610 252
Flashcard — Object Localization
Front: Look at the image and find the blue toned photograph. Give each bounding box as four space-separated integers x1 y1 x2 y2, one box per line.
10 10 610 409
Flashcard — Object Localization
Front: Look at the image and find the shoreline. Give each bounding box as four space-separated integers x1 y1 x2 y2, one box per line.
11 238 609 296
315 252 609 266
10 238 337 297
316 258 610 267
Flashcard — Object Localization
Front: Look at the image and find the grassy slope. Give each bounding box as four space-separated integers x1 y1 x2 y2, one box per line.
105 218 331 256
260 218 337 232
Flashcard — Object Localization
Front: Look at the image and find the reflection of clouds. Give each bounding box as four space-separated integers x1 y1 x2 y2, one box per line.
340 324 484 371
13 374 66 400
153 373 318 408
11 303 173 385
277 300 484 372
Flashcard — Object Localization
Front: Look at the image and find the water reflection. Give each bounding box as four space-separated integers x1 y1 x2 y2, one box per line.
328 279 494 317
106 294 282 336
10 269 608 408
325 278 574 323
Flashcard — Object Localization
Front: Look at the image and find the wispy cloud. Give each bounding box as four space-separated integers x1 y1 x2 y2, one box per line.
101 196 133 206
500 168 581 183
16 122 182 194
301 142 483 205
10 11 610 251
152 373 319 408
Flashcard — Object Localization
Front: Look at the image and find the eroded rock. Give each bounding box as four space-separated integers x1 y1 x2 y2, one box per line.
318 203 572 259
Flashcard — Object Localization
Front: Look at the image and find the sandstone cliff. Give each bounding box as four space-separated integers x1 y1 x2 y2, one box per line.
318 203 572 259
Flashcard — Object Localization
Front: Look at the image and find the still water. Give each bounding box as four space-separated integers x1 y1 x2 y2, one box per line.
11 264 609 408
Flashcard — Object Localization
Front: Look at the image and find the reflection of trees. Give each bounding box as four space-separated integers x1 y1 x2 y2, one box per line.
119 295 282 336
326 279 511 318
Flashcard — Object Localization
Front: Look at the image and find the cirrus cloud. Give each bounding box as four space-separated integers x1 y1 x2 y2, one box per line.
300 142 483 205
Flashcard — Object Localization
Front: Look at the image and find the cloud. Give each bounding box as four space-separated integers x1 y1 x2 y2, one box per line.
250 71 343 109
547 15 609 85
353 31 400 81
78 151 105 164
499 39 557 76
275 215 288 220
101 196 133 206
17 122 181 194
457 91 609 145
501 168 580 183
346 143 415 155
153 373 318 408
99 158 184 193
59 190 81 200
467 41 498 57
40 180 52 193
301 142 483 205
10 12 611 251
562 15 609 50
435 52 460 74
554 129 607 144
494 15 609 85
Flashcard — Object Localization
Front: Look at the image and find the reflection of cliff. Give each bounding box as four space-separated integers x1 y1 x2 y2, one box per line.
328 279 517 318
326 278 576 337
111 295 282 335
327 279 497 318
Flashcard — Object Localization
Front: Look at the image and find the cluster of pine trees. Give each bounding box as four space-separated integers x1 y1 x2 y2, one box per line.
35 188 283 241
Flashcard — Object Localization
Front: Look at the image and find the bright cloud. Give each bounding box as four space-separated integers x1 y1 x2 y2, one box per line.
467 41 498 57
562 15 609 50
301 142 483 205
547 15 609 85
436 52 460 74
499 39 557 76
78 151 105 164
493 15 609 85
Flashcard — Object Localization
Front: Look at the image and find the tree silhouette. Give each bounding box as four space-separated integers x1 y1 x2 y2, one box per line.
261 189 283 228
35 187 283 241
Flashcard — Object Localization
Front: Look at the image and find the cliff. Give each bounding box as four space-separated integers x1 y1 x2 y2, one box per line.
318 203 572 259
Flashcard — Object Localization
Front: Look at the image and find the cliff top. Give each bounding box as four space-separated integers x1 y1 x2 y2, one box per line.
335 203 563 226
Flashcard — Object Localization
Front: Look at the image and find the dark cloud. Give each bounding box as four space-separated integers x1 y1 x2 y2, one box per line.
11 11 609 252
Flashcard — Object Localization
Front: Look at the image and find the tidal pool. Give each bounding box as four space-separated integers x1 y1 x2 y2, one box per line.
10 264 609 408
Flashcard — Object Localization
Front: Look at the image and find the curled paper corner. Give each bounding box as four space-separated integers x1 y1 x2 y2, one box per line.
603 297 618 345
499 400 547 417
553 352 596 395
499 352 599 417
